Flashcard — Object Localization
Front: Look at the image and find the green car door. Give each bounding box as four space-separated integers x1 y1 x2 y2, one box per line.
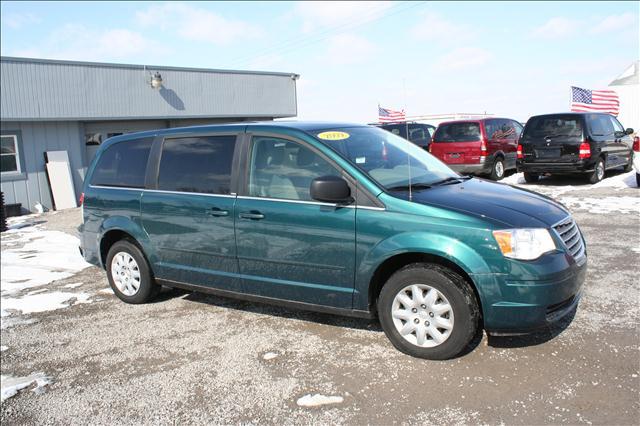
140 133 241 291
234 135 356 308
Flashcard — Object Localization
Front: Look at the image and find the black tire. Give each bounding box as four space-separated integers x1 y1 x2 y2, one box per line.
588 157 605 184
377 263 480 360
106 240 159 304
523 172 539 183
636 173 640 187
489 158 505 181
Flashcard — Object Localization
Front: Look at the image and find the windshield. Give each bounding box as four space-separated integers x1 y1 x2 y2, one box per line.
524 116 583 138
313 126 458 190
433 122 481 142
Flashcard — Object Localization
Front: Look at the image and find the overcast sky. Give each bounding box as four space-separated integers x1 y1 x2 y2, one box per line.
1 1 638 122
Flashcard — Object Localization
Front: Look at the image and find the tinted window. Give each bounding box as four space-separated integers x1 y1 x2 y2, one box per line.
524 116 583 138
609 116 625 133
513 121 524 139
381 124 407 139
158 136 236 194
587 114 614 136
433 122 481 142
249 137 339 201
91 138 153 188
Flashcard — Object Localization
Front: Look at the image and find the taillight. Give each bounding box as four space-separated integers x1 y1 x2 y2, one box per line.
79 192 85 206
428 144 432 153
633 136 639 152
579 141 591 159
517 144 523 159
480 139 487 153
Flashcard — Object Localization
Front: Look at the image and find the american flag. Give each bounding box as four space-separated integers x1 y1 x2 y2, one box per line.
378 106 406 123
570 86 619 116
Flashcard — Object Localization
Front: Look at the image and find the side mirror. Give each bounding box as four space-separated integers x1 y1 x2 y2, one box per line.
626 128 634 135
310 175 352 204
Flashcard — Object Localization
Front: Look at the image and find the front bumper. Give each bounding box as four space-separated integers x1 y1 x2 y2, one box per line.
478 251 587 333
517 159 595 174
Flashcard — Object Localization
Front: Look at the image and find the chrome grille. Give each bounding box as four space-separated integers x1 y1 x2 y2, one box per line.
553 216 585 260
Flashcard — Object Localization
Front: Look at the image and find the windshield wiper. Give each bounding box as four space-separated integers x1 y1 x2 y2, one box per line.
431 176 471 186
387 183 433 192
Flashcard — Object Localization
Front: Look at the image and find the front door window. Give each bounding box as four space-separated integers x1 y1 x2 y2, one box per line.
248 136 340 201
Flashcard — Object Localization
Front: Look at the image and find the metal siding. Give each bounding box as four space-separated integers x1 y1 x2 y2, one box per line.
1 58 297 121
0 121 84 212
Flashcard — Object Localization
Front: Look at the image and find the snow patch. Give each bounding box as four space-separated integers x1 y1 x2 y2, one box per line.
63 283 83 289
0 292 92 317
1 372 53 402
559 196 640 214
98 288 114 295
1 228 91 295
296 393 344 407
0 346 7 352
263 352 278 360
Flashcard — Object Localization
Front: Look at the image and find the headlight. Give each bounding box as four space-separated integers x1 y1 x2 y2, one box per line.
492 228 556 260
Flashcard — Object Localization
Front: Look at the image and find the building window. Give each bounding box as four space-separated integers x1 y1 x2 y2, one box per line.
1 134 21 174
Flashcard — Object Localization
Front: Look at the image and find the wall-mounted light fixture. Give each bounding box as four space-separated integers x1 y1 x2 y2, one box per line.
144 65 163 89
150 72 163 89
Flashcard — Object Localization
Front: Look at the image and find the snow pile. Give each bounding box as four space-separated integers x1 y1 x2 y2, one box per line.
1 373 53 402
1 227 91 295
296 393 344 407
262 352 278 360
503 170 638 197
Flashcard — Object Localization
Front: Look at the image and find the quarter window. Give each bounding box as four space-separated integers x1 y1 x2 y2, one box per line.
609 116 625 133
91 137 153 188
1 135 20 174
158 135 236 194
249 137 340 201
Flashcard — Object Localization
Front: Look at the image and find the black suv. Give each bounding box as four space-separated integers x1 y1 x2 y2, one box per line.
378 122 435 150
517 113 634 183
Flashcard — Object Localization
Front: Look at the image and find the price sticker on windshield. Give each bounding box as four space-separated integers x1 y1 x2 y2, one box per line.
317 131 350 140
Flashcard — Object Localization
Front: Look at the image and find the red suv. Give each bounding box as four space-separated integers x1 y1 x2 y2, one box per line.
430 118 523 180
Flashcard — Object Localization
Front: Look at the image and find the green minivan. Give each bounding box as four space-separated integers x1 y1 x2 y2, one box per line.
80 122 586 359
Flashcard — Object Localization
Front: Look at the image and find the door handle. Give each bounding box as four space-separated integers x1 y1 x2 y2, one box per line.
207 208 229 217
239 211 265 220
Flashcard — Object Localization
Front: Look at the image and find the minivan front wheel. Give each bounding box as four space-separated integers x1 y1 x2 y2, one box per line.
106 240 159 304
489 158 505 181
378 263 479 360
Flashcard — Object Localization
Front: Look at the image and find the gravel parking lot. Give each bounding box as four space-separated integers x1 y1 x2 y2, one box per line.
1 171 639 425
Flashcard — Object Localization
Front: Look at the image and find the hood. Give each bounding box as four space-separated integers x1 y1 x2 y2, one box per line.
405 178 569 228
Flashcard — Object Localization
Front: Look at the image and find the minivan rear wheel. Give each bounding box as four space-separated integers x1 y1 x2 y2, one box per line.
489 158 505 181
523 172 539 183
377 263 479 360
588 157 605 184
106 240 159 304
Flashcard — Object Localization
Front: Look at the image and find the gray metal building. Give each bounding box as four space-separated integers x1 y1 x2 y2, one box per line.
0 56 298 213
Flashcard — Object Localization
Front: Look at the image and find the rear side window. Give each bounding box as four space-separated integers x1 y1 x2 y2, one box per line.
91 137 153 188
158 135 236 194
588 114 614 136
524 116 583 138
433 122 481 142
